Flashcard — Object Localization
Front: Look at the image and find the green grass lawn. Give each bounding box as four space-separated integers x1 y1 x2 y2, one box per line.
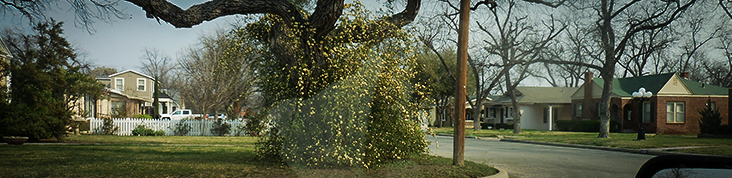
430 127 732 156
0 135 496 177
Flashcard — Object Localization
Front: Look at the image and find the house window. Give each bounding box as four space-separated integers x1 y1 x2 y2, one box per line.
112 101 124 116
137 78 146 91
574 103 583 117
666 102 685 123
508 107 514 118
706 102 716 110
115 78 124 91
643 102 652 123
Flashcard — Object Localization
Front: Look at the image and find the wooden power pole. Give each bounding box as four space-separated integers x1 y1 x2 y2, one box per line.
453 0 470 166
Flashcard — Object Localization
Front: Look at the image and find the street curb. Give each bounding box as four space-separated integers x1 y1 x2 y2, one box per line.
432 134 507 178
482 167 508 178
431 134 725 157
499 139 721 157
435 133 477 139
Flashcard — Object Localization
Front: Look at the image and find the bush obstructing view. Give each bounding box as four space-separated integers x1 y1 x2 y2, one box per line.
248 2 428 168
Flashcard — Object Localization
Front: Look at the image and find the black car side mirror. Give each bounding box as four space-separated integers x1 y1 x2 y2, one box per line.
636 154 732 178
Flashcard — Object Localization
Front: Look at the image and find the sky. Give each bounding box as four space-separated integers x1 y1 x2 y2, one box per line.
0 1 399 72
1 1 241 71
0 0 552 87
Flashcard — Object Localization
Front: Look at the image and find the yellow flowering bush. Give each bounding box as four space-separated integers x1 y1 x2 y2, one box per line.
246 2 427 168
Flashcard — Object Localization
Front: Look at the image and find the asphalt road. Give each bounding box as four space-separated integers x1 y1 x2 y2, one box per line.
426 135 655 178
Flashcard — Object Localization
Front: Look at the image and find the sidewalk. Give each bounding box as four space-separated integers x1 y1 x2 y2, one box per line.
434 133 725 157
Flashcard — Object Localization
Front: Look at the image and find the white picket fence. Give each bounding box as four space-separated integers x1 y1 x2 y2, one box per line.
88 118 248 136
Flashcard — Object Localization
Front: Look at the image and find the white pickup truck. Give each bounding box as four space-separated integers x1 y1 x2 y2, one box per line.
160 109 203 120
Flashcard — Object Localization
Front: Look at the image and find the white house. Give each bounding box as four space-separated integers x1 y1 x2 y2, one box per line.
484 87 579 130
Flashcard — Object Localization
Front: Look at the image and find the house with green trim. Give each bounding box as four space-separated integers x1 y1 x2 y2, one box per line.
572 72 729 134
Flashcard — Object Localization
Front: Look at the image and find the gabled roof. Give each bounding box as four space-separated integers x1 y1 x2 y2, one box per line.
680 78 729 95
492 87 579 105
109 70 155 80
107 89 150 102
159 92 171 99
593 73 727 96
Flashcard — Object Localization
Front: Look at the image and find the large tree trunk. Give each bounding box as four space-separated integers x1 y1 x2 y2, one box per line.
597 0 615 138
472 105 482 131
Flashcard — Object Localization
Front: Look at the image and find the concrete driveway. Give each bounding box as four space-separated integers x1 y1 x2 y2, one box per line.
426 135 655 178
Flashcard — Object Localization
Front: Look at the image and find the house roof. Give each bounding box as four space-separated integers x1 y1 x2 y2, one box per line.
593 73 727 96
108 70 155 80
108 89 150 102
492 87 579 105
680 78 729 95
159 92 171 99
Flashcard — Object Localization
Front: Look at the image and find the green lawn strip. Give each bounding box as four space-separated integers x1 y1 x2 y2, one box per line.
62 135 260 145
2 135 496 177
429 127 732 156
670 145 732 156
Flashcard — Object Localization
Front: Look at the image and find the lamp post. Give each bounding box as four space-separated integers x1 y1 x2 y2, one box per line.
632 88 652 141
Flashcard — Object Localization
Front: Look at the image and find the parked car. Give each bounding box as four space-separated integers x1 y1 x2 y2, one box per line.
160 109 203 120
207 113 227 119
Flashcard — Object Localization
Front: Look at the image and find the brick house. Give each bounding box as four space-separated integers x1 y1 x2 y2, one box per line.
571 72 729 134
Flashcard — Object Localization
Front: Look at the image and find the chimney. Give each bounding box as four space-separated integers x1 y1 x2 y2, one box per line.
583 71 593 120
680 72 689 79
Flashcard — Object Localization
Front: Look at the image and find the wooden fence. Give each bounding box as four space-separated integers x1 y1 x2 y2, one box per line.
88 118 247 136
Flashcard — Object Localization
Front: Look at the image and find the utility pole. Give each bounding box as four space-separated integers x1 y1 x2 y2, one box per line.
453 0 470 166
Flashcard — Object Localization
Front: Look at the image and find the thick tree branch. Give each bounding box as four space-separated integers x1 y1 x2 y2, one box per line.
310 0 344 38
538 59 603 70
124 0 304 28
721 0 732 20
521 0 566 8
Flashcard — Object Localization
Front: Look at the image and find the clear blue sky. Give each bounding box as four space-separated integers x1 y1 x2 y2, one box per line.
0 1 551 86
1 1 238 71
0 1 396 72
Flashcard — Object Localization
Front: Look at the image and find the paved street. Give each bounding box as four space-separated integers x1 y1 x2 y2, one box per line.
426 135 655 178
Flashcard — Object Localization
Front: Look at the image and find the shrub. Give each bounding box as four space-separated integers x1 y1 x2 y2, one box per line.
99 117 119 135
244 111 267 136
555 120 619 132
170 119 192 136
133 114 153 119
211 118 231 136
255 133 284 162
132 125 165 136
698 99 729 136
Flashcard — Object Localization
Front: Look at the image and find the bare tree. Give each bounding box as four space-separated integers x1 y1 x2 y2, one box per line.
720 0 732 20
618 27 674 77
178 28 255 125
544 19 601 88
477 0 565 134
424 0 506 132
1 0 130 33
139 47 176 117
549 0 698 138
668 2 722 80
705 22 732 87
